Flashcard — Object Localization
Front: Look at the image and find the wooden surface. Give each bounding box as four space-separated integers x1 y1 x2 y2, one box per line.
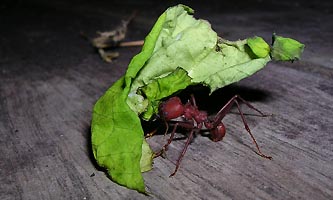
1 0 332 199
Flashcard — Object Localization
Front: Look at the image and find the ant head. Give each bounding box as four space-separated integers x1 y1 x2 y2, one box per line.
210 122 226 142
159 97 184 121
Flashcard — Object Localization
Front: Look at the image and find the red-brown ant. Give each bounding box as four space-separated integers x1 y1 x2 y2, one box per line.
154 94 272 177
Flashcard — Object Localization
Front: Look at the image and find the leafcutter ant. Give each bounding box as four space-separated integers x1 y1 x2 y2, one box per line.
154 94 272 177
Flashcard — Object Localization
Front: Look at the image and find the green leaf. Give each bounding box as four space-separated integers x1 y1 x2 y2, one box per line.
128 5 275 116
129 5 217 95
91 9 166 193
247 36 270 58
127 5 218 114
91 77 146 193
271 34 305 61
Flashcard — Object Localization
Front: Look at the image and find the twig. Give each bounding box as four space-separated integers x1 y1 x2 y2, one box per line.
119 40 144 47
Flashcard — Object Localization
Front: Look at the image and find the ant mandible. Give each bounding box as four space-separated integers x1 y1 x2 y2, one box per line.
154 94 272 177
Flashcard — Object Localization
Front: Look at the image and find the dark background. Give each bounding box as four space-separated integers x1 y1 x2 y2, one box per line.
1 0 332 77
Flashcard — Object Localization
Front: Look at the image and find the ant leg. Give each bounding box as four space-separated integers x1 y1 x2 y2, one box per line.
163 119 169 137
145 129 157 138
169 129 196 177
146 118 170 138
154 121 194 158
213 95 272 159
190 94 197 107
235 95 270 117
154 123 178 158
233 99 272 159
213 95 267 126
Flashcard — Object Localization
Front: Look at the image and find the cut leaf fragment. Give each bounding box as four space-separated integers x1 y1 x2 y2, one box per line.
247 36 271 58
271 34 305 61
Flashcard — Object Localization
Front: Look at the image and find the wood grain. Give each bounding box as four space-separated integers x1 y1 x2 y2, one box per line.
1 0 332 199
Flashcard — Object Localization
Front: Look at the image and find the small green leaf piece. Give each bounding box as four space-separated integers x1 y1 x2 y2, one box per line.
247 36 270 58
271 34 305 61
